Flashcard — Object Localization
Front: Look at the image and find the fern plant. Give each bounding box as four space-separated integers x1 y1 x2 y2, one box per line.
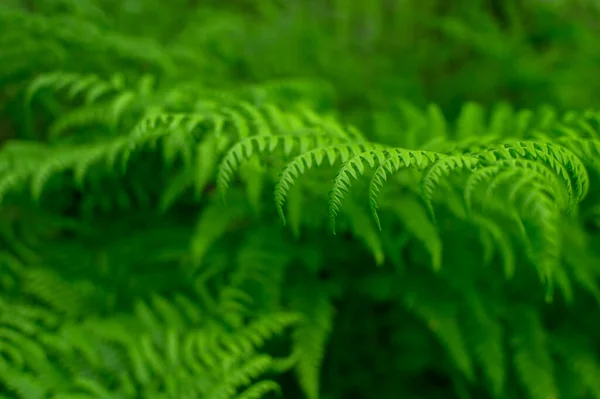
3 1 600 399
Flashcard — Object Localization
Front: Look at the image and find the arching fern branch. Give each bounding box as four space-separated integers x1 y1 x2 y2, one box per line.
329 147 442 233
420 154 480 219
25 72 127 109
274 143 383 225
368 149 445 230
481 141 588 206
216 132 354 199
421 140 588 222
464 159 570 214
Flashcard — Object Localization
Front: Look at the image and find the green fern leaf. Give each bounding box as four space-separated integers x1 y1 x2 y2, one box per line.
235 380 281 399
470 214 516 278
291 289 333 399
368 149 443 229
217 133 344 198
275 143 379 224
420 154 478 218
390 198 443 271
455 102 486 140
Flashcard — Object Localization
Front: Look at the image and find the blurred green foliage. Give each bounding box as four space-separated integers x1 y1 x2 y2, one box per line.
2 1 600 399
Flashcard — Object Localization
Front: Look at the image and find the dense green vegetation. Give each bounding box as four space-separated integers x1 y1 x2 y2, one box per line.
2 0 600 398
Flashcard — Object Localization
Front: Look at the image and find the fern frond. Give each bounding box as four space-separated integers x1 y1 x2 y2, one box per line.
25 72 125 108
341 200 385 265
368 149 444 229
470 214 516 278
195 135 230 198
49 103 117 140
420 154 479 219
518 183 563 299
158 169 194 213
129 112 209 141
330 148 442 233
234 380 281 399
190 199 247 271
464 159 570 213
484 141 588 205
471 165 563 295
463 292 505 397
217 133 347 197
208 354 274 399
291 289 333 399
30 150 80 201
222 312 300 356
557 137 600 171
455 102 487 140
275 143 381 224
388 198 443 271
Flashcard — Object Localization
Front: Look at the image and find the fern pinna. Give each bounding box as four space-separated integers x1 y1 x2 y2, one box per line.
3 2 600 399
